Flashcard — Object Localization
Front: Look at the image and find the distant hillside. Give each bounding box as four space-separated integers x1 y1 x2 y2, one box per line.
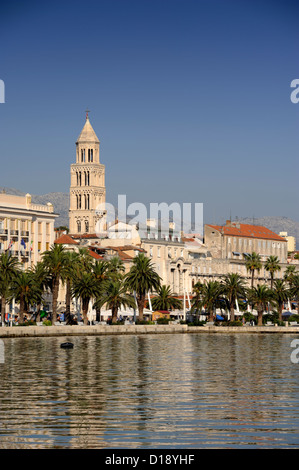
236 216 298 248
0 187 298 246
0 187 69 227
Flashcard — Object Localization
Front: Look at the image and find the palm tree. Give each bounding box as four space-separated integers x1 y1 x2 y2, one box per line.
0 252 20 326
290 274 299 315
284 265 297 288
220 273 246 322
245 252 262 288
94 279 135 324
77 247 94 272
12 271 39 323
150 285 182 311
191 281 204 317
71 271 100 325
30 261 51 321
62 251 80 325
42 244 67 324
265 255 281 289
247 284 272 326
201 280 221 322
124 253 161 322
271 279 289 322
91 260 110 321
107 256 125 280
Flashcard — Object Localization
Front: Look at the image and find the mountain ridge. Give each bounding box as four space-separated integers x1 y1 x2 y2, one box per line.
0 187 297 248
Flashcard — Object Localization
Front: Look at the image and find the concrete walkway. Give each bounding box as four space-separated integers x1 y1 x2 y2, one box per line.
0 324 299 338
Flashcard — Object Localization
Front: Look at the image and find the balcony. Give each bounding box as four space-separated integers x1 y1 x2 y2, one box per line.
0 229 8 237
21 231 29 237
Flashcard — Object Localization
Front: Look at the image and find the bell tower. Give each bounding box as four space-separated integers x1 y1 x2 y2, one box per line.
69 111 106 234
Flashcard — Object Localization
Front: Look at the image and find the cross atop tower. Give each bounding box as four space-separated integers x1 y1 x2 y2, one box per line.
85 108 90 120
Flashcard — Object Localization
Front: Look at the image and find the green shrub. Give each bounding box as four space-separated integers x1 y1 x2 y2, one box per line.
288 315 299 323
14 320 36 327
42 320 52 326
228 320 243 327
188 320 206 326
156 317 173 324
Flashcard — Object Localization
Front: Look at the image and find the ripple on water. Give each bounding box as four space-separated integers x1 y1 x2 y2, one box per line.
0 334 299 448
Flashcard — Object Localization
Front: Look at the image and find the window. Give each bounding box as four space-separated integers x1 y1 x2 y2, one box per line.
150 246 153 257
38 241 41 251
85 220 89 233
157 246 161 258
77 221 81 233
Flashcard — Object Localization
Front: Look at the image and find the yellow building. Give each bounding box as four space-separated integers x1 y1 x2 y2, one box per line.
0 192 58 269
279 232 296 252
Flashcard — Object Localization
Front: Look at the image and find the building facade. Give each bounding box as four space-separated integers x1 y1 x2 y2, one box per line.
279 232 296 252
0 192 58 269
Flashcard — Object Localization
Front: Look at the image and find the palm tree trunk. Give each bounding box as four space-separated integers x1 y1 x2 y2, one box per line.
257 307 263 326
51 278 59 325
251 269 254 289
137 295 145 322
278 303 283 323
19 296 25 324
1 297 6 326
111 306 118 324
95 300 101 322
230 304 235 322
82 298 89 325
270 273 274 290
65 279 72 325
36 303 41 322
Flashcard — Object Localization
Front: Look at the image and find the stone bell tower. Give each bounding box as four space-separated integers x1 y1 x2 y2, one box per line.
69 111 106 235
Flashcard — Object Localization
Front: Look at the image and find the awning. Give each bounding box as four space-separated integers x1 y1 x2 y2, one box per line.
232 252 240 255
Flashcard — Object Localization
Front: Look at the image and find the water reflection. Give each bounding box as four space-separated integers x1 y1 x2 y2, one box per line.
0 334 298 448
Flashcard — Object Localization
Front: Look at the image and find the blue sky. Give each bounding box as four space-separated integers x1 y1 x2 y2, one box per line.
0 0 298 224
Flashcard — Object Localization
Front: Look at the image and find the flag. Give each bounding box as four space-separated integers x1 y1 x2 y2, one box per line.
21 238 26 249
30 240 33 251
7 240 13 251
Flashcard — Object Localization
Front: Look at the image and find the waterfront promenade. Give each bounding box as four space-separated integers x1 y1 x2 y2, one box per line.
1 323 299 338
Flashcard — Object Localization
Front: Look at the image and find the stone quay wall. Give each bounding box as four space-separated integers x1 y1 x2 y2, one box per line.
0 324 299 338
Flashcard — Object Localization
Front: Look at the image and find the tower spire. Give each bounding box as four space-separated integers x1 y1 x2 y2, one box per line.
85 108 90 120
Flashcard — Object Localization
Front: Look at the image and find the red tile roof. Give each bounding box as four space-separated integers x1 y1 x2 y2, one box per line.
54 234 79 245
206 223 286 242
88 250 103 260
70 233 98 239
